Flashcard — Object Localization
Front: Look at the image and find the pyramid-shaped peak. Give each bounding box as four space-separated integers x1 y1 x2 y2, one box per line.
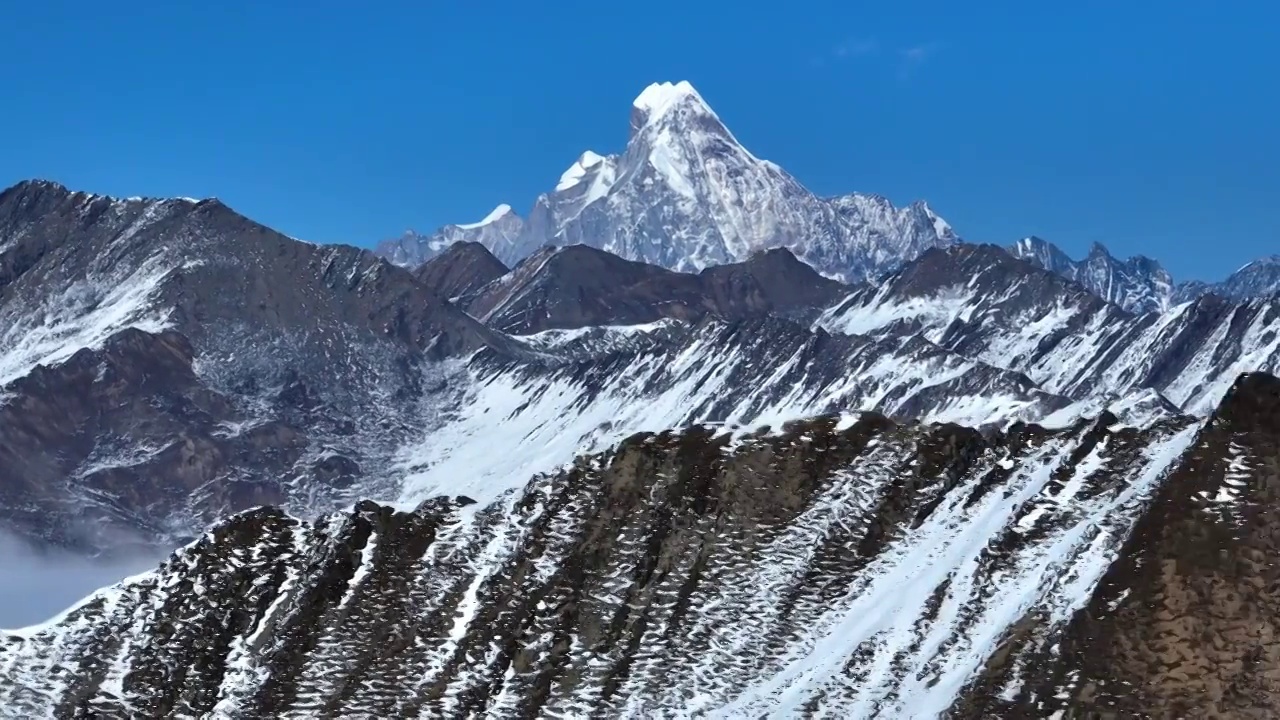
1085 241 1114 259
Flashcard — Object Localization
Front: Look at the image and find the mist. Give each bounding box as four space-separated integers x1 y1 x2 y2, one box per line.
0 533 166 629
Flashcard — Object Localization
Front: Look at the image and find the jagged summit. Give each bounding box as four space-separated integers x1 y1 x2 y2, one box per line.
555 150 610 192
1009 235 1175 313
1010 234 1280 312
456 203 513 229
632 80 705 117
0 179 214 211
628 80 723 137
375 81 957 282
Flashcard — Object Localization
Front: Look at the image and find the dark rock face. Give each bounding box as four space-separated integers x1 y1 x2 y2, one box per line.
0 404 1216 716
412 240 509 304
955 372 1280 717
467 244 848 334
466 244 710 333
0 328 297 554
0 181 511 552
697 246 850 322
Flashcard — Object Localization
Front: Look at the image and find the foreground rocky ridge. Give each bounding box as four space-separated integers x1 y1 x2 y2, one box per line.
7 376 1248 716
959 372 1280 716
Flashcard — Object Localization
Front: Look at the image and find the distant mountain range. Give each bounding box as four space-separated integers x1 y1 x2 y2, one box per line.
1009 236 1280 313
377 81 958 284
378 81 1280 313
3 80 1280 716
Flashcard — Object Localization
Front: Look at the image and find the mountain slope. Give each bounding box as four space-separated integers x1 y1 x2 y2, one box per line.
820 243 1280 416
465 244 848 334
0 401 1209 717
412 240 508 304
0 184 1207 555
0 328 293 553
392 313 1099 510
0 180 511 552
957 372 1280 717
4 180 1262 560
378 81 958 282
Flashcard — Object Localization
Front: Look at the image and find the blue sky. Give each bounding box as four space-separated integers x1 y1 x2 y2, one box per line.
1 1 1276 280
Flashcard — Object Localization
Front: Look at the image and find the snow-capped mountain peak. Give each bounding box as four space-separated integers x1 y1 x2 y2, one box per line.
920 200 953 238
1236 255 1280 273
377 81 958 282
555 150 612 192
456 203 514 229
1009 236 1176 313
629 80 719 135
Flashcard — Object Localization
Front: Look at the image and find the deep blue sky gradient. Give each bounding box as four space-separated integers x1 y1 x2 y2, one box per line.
2 1 1276 280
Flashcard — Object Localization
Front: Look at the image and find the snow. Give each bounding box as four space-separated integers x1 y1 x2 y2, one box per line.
515 319 678 351
1200 441 1252 520
395 318 1064 511
646 131 699 200
923 201 953 238
337 528 378 610
415 80 956 282
456 203 513 229
708 421 1199 716
555 151 607 191
0 255 175 387
817 285 976 340
632 80 706 123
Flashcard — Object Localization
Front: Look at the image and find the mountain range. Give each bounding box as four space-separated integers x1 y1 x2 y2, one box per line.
379 81 1280 312
2 80 1280 716
1009 236 1280 313
377 81 959 284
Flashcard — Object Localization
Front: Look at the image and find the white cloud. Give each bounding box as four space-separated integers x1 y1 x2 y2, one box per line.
898 43 942 79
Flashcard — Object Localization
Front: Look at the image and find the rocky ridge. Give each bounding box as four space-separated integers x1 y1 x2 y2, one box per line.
3 388 1235 716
